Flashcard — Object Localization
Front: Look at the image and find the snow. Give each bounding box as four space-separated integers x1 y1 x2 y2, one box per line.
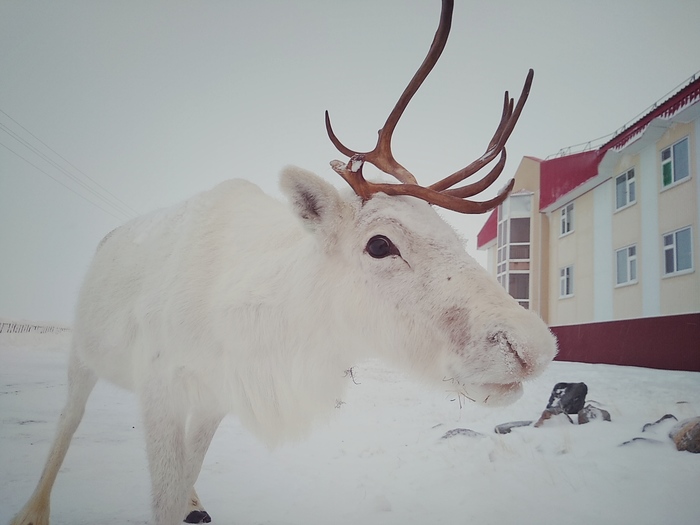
349 158 363 173
2 333 699 525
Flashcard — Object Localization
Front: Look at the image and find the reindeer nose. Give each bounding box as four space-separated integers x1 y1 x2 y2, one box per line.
491 331 531 375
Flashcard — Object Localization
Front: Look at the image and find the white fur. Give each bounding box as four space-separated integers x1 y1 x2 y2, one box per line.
11 166 557 525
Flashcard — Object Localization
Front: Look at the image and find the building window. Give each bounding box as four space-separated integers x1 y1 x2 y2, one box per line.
615 168 636 210
615 245 638 285
509 273 530 309
559 265 574 297
497 219 508 277
661 137 690 188
560 203 574 236
663 226 693 276
496 195 532 309
509 217 531 260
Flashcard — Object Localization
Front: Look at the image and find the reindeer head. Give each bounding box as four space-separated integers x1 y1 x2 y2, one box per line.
282 0 555 407
282 168 556 407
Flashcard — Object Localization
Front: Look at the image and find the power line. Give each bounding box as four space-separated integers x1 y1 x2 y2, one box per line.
0 108 139 216
0 123 135 220
0 140 129 222
0 108 140 219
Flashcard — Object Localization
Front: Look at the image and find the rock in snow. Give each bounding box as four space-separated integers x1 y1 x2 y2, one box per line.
493 421 534 434
619 437 665 447
642 413 677 432
534 408 574 428
669 417 700 453
578 404 611 424
546 382 588 414
440 428 485 439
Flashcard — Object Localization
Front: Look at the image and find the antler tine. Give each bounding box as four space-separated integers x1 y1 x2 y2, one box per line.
371 0 452 163
325 111 356 159
443 149 507 199
325 0 454 185
326 0 534 215
330 158 373 200
429 68 534 192
427 97 511 194
330 161 515 214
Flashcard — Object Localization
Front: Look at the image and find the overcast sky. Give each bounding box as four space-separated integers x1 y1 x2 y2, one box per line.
1 0 699 324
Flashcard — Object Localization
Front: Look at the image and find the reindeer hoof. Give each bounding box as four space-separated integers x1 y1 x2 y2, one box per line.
185 510 212 523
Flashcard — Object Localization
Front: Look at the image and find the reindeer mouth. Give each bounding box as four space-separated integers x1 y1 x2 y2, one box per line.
460 381 524 407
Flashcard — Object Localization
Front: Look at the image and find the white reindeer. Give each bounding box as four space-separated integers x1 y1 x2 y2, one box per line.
10 1 556 524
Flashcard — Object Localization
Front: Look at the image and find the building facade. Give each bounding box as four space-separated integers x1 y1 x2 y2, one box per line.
477 75 700 371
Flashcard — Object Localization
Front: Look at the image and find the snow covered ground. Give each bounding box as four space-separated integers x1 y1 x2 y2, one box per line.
2 333 699 525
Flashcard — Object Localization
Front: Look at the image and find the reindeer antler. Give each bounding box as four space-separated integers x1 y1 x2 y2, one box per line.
325 0 533 214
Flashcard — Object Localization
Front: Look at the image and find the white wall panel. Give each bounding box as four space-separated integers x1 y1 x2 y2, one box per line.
593 181 613 321
639 146 660 316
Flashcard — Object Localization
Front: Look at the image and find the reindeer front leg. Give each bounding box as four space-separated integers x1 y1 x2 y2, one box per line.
185 488 209 524
140 378 190 525
183 412 224 524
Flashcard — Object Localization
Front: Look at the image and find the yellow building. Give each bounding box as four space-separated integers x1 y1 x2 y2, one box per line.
477 74 700 370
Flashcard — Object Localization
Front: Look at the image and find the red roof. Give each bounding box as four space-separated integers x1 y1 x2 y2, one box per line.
539 150 602 210
539 76 700 210
601 76 700 152
476 209 497 249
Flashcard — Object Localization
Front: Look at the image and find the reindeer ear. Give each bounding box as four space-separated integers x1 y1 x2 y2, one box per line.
280 166 345 233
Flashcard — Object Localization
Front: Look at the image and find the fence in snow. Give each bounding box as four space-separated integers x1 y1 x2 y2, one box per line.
0 322 71 335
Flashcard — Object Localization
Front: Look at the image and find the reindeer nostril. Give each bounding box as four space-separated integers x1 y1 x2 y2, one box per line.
491 331 529 373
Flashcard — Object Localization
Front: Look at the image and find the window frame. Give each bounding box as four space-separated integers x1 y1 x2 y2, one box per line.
661 137 690 189
560 202 574 237
559 265 574 298
615 168 636 211
508 217 531 261
662 226 694 277
496 196 532 309
615 244 638 287
508 272 530 310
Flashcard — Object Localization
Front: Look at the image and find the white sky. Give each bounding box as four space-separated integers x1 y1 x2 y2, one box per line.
1 0 699 324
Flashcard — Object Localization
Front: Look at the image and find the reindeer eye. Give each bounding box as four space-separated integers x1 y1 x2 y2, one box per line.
366 235 400 259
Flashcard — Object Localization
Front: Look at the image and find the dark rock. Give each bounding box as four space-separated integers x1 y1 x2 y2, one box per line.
578 404 611 424
534 408 573 428
441 428 484 439
546 382 588 414
619 437 664 447
494 421 533 434
669 417 700 453
642 414 677 432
